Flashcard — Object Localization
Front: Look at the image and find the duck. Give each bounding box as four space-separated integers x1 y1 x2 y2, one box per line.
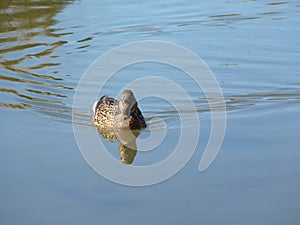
93 90 146 130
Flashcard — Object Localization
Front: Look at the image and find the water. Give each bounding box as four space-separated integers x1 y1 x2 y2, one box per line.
1 0 300 224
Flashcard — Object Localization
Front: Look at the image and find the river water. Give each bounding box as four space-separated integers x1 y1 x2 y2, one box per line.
1 1 300 224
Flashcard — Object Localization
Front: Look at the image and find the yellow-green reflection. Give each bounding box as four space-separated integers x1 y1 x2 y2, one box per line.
0 0 73 117
0 0 71 34
97 129 141 164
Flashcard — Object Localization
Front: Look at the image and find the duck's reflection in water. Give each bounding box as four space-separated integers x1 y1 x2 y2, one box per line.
97 129 141 164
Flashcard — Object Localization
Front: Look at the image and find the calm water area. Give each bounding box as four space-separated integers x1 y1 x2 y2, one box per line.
1 0 300 224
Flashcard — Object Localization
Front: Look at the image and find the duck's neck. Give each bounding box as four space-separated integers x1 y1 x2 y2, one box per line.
119 93 137 117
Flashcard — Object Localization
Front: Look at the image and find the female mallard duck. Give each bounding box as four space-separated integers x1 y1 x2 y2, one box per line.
93 90 146 130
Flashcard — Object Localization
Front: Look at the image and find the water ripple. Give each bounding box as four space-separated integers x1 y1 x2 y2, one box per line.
0 0 299 126
0 0 73 122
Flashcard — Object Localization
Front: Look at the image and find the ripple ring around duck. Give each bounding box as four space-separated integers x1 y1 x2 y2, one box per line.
72 40 226 186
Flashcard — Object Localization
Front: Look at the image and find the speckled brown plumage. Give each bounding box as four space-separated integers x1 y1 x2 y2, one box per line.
93 90 146 130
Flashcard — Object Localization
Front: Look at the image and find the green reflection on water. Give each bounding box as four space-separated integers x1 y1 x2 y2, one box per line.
98 129 141 165
0 0 71 33
0 0 73 119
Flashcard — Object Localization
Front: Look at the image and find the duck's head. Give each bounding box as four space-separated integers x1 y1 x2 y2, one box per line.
119 90 138 117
